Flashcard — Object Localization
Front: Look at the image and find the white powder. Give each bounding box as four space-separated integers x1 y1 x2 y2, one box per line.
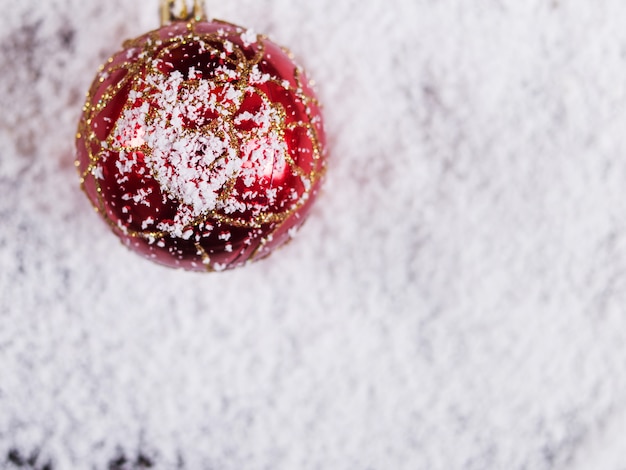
240 29 257 47
91 165 104 180
141 217 154 230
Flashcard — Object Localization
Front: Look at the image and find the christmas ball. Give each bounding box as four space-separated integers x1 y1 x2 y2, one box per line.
76 19 326 272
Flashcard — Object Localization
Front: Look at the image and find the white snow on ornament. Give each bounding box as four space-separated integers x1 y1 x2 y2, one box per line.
92 165 104 180
141 217 155 230
266 188 278 203
132 188 152 207
116 219 129 235
240 29 257 47
249 66 270 85
223 84 242 102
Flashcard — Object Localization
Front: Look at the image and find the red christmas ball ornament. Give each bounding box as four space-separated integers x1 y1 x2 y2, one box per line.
76 1 326 272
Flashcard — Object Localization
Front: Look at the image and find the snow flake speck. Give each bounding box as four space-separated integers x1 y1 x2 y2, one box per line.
92 165 104 180
141 217 155 230
240 29 257 47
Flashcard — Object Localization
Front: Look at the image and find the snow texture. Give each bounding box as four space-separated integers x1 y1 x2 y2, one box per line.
2 0 626 469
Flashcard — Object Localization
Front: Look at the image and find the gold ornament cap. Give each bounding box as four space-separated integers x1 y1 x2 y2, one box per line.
161 0 207 25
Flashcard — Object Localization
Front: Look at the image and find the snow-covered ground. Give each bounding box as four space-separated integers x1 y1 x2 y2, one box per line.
2 1 626 468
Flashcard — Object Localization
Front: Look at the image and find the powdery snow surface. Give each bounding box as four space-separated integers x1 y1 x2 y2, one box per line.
2 0 626 469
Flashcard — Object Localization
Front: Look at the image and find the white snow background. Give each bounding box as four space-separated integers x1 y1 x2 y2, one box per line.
2 0 626 469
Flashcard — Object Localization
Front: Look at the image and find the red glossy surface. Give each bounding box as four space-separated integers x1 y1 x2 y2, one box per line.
76 20 325 271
